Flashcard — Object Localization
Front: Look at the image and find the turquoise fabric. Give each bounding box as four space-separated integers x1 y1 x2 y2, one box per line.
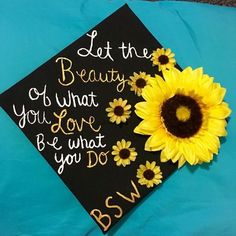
0 0 236 235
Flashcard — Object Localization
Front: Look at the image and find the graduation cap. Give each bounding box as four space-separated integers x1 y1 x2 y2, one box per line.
0 5 180 233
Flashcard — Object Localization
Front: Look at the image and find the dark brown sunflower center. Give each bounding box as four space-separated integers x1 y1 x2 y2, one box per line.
114 106 124 116
135 78 146 88
119 149 130 159
143 169 155 180
161 94 203 138
158 55 169 65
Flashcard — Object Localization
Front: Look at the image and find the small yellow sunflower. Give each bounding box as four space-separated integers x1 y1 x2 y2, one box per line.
134 67 231 168
151 48 176 72
128 72 152 96
106 98 131 124
137 161 162 188
112 139 137 167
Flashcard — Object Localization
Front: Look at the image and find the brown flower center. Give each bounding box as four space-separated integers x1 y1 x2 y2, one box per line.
119 149 130 159
143 169 155 180
114 106 124 116
135 78 147 88
161 94 203 138
158 55 169 65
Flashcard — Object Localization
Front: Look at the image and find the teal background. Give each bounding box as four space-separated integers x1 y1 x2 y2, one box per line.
0 0 236 235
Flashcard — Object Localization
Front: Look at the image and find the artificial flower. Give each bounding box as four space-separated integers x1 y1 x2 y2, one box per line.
151 48 176 72
128 72 152 96
112 139 137 167
106 98 131 124
134 67 231 168
137 161 162 188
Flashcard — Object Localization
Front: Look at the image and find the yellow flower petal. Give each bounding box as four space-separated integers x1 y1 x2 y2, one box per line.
135 101 160 120
199 131 220 154
178 156 186 168
193 140 214 163
115 116 121 124
134 117 162 136
142 82 163 102
160 150 169 162
124 104 132 111
208 102 231 119
203 84 226 106
114 155 120 161
150 161 156 170
180 142 196 165
208 119 227 136
110 116 117 123
107 112 115 117
111 150 119 155
144 129 168 151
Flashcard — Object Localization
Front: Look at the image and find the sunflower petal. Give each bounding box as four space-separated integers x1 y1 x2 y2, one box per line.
115 116 121 124
178 156 186 168
164 138 179 161
165 48 171 56
193 140 214 162
179 142 196 165
134 117 162 135
121 139 126 148
142 82 163 101
144 130 167 151
208 102 231 119
193 67 203 80
146 161 151 169
154 75 174 99
199 131 220 154
150 161 156 170
160 150 169 162
204 84 226 106
162 67 180 90
208 118 227 136
135 101 160 120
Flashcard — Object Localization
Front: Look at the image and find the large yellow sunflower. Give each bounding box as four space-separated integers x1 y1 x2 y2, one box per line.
134 67 231 168
106 98 131 124
151 48 176 72
128 72 152 96
112 139 137 167
137 161 162 188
